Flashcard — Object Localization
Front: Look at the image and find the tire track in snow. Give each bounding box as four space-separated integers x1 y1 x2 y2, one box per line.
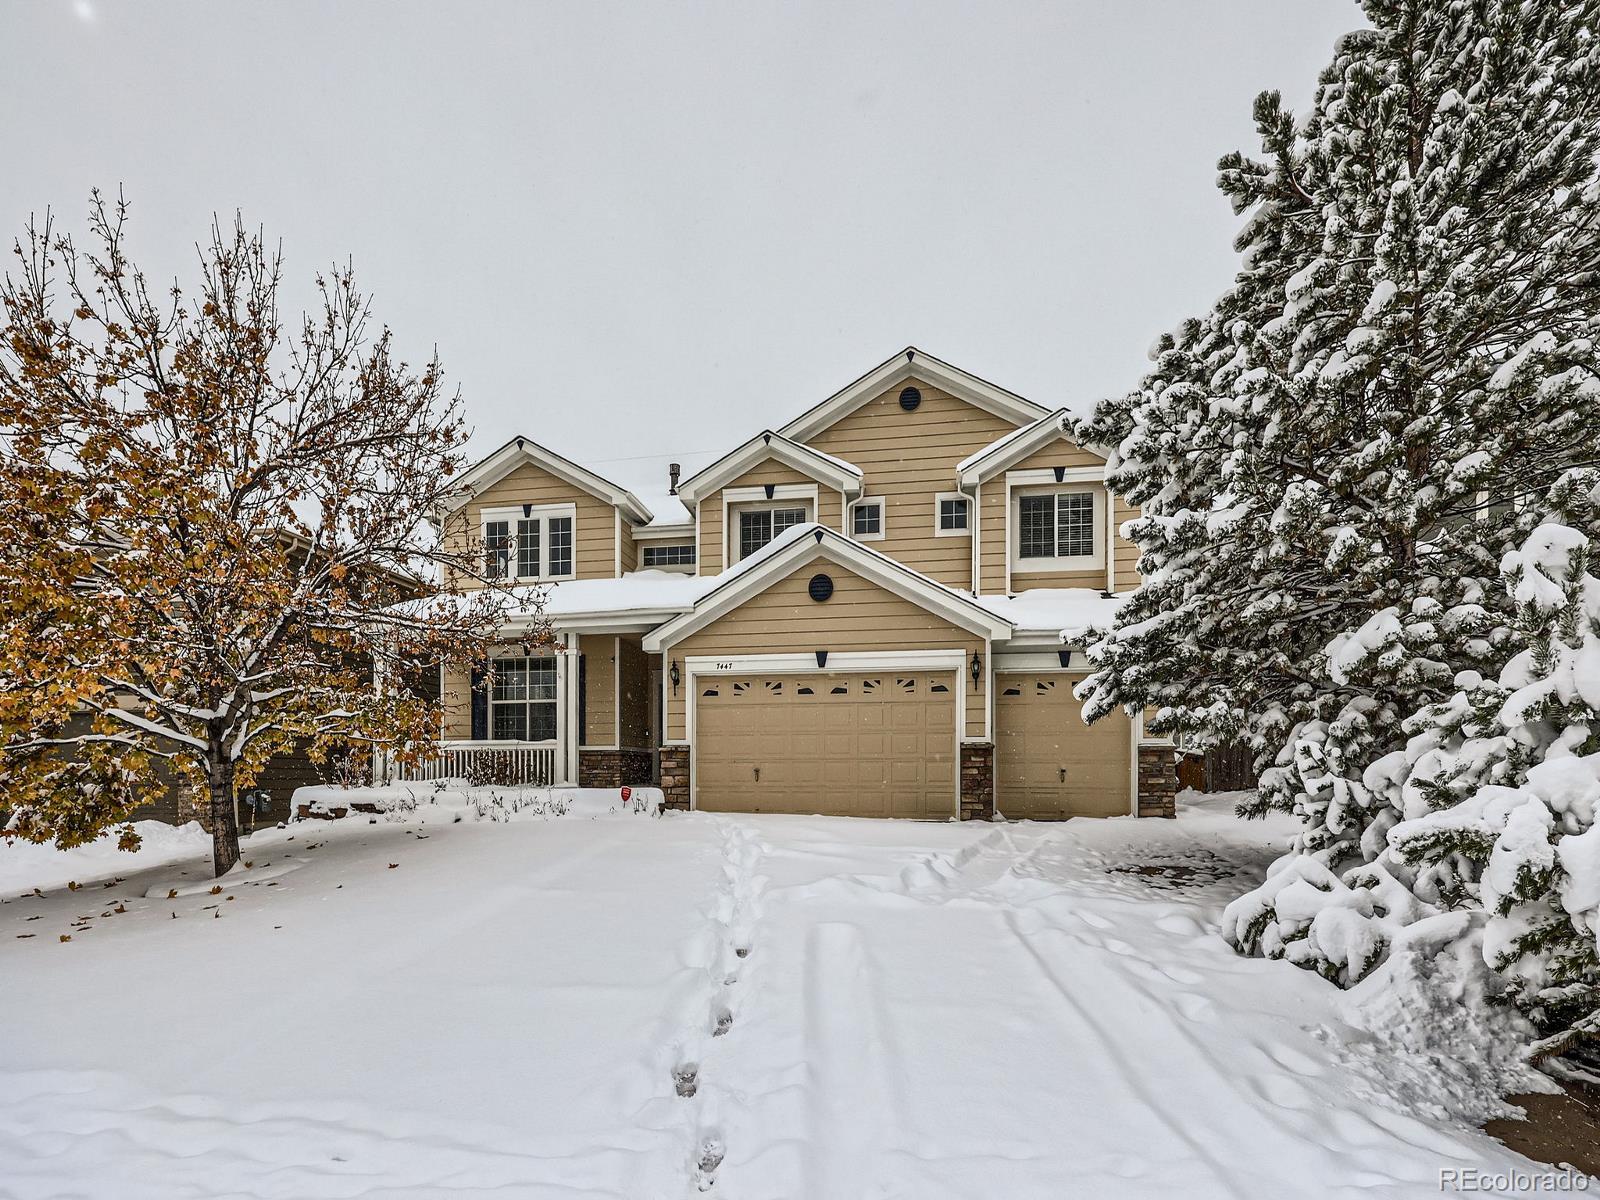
800 920 907 1198
998 909 1249 1200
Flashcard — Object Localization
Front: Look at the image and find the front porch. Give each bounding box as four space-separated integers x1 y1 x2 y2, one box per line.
399 629 660 788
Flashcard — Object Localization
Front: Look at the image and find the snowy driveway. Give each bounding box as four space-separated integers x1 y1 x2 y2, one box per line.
0 799 1551 1199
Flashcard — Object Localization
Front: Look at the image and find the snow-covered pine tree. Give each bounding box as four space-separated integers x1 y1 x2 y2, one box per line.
1380 471 1600 1049
1079 1 1600 890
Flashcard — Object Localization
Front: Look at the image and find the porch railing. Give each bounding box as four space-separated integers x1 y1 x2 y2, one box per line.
396 740 560 787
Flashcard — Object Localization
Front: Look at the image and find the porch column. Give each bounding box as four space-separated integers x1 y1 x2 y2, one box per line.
564 630 581 784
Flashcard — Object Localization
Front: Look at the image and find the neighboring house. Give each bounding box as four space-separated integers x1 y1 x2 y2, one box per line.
423 348 1177 820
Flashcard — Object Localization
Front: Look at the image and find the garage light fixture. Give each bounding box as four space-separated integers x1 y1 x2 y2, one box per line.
970 650 982 687
669 659 680 695
1058 649 1074 668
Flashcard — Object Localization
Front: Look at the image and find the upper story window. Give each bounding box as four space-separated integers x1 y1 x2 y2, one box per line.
1015 487 1101 567
738 505 806 561
643 543 696 569
483 505 575 581
936 494 969 536
850 498 884 541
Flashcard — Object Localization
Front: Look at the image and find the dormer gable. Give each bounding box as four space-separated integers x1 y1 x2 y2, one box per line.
441 436 653 525
674 430 863 505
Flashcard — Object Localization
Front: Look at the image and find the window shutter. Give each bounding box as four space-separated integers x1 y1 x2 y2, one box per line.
470 660 489 740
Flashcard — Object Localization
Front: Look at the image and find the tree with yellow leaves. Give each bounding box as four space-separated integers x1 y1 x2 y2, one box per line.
0 191 531 875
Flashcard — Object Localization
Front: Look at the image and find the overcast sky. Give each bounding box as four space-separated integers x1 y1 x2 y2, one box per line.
4 0 1358 495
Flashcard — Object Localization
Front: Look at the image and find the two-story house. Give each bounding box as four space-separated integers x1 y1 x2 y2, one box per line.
426 348 1177 820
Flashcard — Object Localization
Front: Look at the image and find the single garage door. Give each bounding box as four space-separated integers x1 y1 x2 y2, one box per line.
996 673 1132 819
695 672 956 818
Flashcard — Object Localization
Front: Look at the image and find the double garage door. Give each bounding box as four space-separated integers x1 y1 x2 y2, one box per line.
695 672 957 818
692 669 1133 820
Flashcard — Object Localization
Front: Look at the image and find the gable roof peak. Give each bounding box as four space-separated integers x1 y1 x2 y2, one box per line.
442 435 653 524
778 347 1048 443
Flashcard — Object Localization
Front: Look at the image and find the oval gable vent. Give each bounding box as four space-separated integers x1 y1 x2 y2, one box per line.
898 386 921 412
808 573 834 602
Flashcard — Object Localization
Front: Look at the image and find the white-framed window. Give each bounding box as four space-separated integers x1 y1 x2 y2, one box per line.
482 505 575 581
642 543 696 569
850 498 885 541
935 493 970 536
490 655 557 740
737 505 807 560
1014 486 1102 568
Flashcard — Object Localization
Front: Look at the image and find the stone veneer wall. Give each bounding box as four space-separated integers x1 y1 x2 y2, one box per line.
959 742 995 821
578 749 656 789
1137 745 1179 819
658 746 691 811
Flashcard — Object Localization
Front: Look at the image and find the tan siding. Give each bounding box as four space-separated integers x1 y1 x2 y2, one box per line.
618 637 653 749
618 515 638 574
580 634 617 747
1112 495 1141 591
444 462 620 584
1006 440 1106 474
442 663 472 739
804 380 1018 589
977 481 1008 595
664 561 983 740
696 458 833 574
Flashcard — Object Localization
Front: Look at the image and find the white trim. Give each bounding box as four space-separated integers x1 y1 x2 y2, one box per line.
614 510 623 578
564 632 581 784
724 486 818 566
1007 466 1104 486
957 409 1106 486
614 634 622 748
684 650 967 818
848 496 885 542
480 503 579 583
444 436 652 524
643 526 1012 652
632 521 696 542
779 347 1048 443
723 484 817 503
934 491 971 538
1008 482 1106 573
972 482 983 592
992 650 1083 671
675 430 863 503
1105 491 1117 593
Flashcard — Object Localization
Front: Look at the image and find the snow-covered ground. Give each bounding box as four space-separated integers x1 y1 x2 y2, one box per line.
0 793 1567 1198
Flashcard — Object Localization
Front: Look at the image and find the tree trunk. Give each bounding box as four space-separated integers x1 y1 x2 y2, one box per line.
208 753 241 877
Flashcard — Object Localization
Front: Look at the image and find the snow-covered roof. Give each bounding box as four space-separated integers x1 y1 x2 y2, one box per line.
506 570 717 622
674 430 863 504
978 588 1125 644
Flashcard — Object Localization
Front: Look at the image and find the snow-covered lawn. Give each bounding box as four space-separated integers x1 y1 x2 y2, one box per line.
0 795 1563 1199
